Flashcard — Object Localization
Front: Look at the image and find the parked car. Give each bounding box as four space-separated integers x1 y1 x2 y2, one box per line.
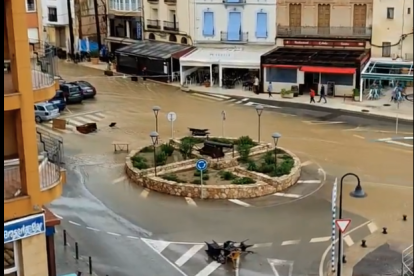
59 83 83 104
34 102 60 123
48 90 66 111
70 81 97 99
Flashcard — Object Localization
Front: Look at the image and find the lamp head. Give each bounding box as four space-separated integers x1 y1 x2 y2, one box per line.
272 132 281 140
350 183 366 198
255 105 264 116
149 131 159 144
152 106 161 115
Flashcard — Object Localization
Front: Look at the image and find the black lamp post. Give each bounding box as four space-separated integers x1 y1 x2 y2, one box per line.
255 105 264 142
337 173 366 276
152 106 161 132
150 131 159 176
271 132 281 166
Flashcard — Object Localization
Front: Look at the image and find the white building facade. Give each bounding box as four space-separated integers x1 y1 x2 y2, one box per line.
42 0 74 49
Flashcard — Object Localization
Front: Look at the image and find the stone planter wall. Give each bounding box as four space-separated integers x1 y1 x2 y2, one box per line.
125 141 302 199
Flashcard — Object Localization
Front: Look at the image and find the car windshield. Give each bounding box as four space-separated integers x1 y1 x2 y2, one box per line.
69 87 80 93
45 105 56 111
78 82 89 87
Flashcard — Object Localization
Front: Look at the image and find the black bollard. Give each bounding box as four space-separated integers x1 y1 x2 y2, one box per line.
403 215 407 221
342 255 347 263
63 230 67 246
382 227 388 234
75 242 79 259
89 256 93 274
361 240 367 248
77 272 82 276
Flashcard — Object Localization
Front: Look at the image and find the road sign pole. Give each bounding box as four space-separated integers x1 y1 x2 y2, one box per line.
171 120 174 139
396 101 400 134
331 178 338 273
200 170 204 199
221 118 225 137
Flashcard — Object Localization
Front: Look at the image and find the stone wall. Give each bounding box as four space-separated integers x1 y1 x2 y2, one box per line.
125 141 302 199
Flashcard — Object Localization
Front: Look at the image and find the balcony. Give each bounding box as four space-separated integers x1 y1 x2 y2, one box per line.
164 0 176 4
220 31 249 43
147 19 161 29
276 26 372 39
163 21 179 32
147 0 159 3
223 0 246 5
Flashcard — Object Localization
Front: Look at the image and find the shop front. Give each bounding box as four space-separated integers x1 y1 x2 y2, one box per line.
260 39 370 97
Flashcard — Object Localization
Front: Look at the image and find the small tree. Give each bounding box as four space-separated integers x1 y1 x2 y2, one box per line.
179 140 194 160
237 144 251 162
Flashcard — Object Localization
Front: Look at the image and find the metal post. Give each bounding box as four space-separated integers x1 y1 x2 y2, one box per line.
396 101 400 134
171 120 174 139
153 146 157 176
200 170 204 199
274 147 277 166
331 178 338 273
89 256 93 274
63 230 67 246
222 118 225 137
258 115 261 142
155 116 159 133
75 242 79 259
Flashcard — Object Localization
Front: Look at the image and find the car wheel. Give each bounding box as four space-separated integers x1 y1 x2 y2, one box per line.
35 116 42 123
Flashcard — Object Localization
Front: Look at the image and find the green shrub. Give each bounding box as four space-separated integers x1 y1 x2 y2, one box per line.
271 159 294 177
220 171 236 181
281 154 293 160
194 170 209 177
247 160 258 171
202 174 209 180
179 140 195 160
235 136 256 146
162 174 185 183
237 144 251 162
133 161 149 170
263 152 275 165
139 146 154 153
231 177 256 185
275 148 285 154
155 151 167 166
259 163 276 174
131 155 147 163
160 143 175 156
191 179 202 184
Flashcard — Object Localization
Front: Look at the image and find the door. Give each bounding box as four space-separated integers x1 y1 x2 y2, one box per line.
227 12 241 41
289 4 302 35
353 4 367 35
317 4 330 35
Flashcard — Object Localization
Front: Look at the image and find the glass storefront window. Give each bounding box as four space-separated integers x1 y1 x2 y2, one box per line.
4 242 19 276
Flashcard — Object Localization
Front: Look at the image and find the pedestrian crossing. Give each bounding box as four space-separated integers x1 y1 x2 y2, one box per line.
190 93 281 110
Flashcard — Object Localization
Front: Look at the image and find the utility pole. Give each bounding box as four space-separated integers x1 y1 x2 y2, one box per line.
93 0 102 50
67 0 75 59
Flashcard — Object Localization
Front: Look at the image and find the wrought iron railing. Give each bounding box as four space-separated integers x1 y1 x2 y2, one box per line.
147 19 161 29
163 21 179 31
277 26 372 38
402 245 413 276
31 44 59 90
220 31 249 43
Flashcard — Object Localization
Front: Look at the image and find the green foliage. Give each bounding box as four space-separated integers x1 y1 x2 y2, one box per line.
180 137 205 144
237 144 252 162
191 179 202 185
179 140 195 160
235 136 256 146
220 171 237 181
160 143 175 156
259 163 276 174
155 151 167 166
247 160 258 171
231 177 256 185
131 155 146 163
194 170 209 177
162 174 185 183
90 50 100 58
263 151 275 165
139 146 154 153
281 154 293 161
270 159 294 177
281 89 292 96
131 155 149 169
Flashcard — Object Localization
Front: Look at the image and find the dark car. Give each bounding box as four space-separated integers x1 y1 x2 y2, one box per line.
48 90 66 111
59 83 83 104
70 81 96 99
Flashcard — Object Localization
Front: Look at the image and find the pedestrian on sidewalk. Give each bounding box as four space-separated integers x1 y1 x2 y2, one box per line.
254 76 259 94
267 82 273 98
310 88 316 103
318 85 327 103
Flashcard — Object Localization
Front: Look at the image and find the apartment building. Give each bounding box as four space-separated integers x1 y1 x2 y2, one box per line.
106 0 143 52
25 0 43 50
371 0 413 60
76 0 107 43
4 0 66 275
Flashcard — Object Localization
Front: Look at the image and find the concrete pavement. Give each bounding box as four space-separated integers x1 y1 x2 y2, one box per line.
45 61 413 276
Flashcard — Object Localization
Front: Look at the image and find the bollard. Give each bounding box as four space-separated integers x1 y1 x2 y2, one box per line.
89 256 93 274
403 215 407 221
361 240 367 248
63 230 67 246
75 242 79 259
342 255 347 263
77 272 82 276
382 227 388 234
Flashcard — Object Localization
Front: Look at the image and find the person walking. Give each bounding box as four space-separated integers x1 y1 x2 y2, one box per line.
310 88 316 103
254 76 259 94
318 85 327 103
267 82 273 98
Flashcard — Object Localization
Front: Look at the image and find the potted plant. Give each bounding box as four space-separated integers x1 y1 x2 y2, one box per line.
90 50 100 65
281 89 293 99
352 88 360 101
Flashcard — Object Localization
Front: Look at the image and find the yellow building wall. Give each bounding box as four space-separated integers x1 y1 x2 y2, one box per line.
371 0 413 58
19 234 49 276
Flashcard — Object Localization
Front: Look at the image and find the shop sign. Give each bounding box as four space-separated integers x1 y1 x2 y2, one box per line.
4 213 45 243
284 40 365 48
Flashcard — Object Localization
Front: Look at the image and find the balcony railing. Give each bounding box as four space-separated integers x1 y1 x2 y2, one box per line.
163 21 179 31
277 26 372 39
220 31 249 43
4 140 63 201
147 19 161 29
223 0 246 5
164 0 176 4
402 245 413 276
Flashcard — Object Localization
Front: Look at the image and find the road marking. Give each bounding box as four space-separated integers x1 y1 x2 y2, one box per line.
175 244 205 267
343 235 354 247
194 261 222 276
353 135 365 139
281 240 300 246
192 93 224 101
127 236 140 240
106 232 121 237
228 199 251 207
301 160 313 167
208 94 231 99
244 102 255 106
225 98 237 103
112 176 126 184
252 242 273 248
185 197 197 206
86 227 100 232
141 238 171 253
297 180 321 184
385 140 413 148
68 221 81 226
367 222 378 233
235 98 249 104
303 121 344 125
310 236 331 243
273 193 301 198
140 188 150 198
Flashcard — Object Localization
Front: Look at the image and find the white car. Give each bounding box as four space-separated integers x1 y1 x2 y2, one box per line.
34 102 60 123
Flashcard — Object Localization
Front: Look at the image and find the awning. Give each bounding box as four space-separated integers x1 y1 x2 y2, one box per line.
300 66 356 74
116 40 194 60
262 64 298 69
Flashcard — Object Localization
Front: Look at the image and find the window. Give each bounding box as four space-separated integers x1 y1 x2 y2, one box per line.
266 68 297 83
26 0 36 12
408 7 411 14
152 9 158 19
4 242 20 276
386 7 394 19
255 12 268 38
382 42 391 57
227 11 242 40
202 11 215 36
321 73 353 86
48 7 58 22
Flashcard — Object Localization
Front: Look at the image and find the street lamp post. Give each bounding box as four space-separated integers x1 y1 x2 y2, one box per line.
255 105 264 142
152 106 161 133
271 133 281 166
337 173 366 276
150 131 159 176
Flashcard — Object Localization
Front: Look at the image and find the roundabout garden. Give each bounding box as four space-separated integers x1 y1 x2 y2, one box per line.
125 134 302 199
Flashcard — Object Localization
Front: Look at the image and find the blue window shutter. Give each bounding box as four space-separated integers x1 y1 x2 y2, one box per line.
227 12 241 40
226 0 239 2
256 12 268 38
203 12 214 36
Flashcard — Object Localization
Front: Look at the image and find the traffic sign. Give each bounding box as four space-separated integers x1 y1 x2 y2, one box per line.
335 219 351 233
195 159 208 171
167 112 177 122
